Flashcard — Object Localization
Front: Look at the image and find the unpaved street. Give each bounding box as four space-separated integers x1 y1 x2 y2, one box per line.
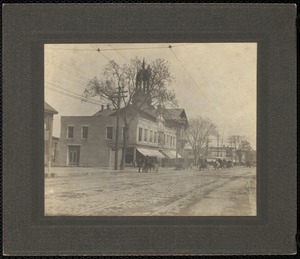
45 166 256 216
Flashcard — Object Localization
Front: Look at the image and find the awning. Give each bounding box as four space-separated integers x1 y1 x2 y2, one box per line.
170 150 182 159
137 148 165 158
161 150 182 159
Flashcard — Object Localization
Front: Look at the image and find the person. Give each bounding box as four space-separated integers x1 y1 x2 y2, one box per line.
154 157 159 172
137 157 143 173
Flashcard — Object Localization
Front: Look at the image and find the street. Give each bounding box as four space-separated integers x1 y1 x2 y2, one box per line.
45 166 256 216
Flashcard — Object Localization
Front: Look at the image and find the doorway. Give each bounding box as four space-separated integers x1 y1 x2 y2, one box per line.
68 145 80 166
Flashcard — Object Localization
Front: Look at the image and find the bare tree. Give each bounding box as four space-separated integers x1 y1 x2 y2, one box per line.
186 117 218 165
83 57 177 169
228 135 253 163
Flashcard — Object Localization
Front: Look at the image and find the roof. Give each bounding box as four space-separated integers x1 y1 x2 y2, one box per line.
44 102 58 114
93 109 117 116
162 109 187 121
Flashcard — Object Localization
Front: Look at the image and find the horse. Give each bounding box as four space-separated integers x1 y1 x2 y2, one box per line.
199 159 209 171
213 161 220 170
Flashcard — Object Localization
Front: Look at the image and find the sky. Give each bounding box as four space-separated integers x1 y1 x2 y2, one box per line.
45 43 257 149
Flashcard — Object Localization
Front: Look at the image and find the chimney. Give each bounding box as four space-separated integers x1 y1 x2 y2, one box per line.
101 105 104 111
107 104 110 110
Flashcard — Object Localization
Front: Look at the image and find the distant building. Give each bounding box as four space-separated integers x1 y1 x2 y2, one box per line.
205 146 237 161
44 102 58 170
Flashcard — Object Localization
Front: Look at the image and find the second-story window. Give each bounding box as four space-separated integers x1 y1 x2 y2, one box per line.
138 127 143 141
67 126 74 139
144 129 148 142
150 130 153 143
122 127 129 140
154 132 157 143
82 126 88 139
106 126 113 140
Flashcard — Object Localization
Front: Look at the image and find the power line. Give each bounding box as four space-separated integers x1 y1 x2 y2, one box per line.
47 43 195 52
52 58 95 80
46 86 102 106
168 46 209 100
168 45 225 122
45 81 105 106
96 48 112 61
108 44 131 63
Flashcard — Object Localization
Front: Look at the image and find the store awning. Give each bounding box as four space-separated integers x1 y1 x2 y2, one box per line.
161 150 182 159
170 150 182 159
137 148 165 158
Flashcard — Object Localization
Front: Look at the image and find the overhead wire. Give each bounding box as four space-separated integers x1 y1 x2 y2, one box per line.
168 45 226 125
45 81 105 106
46 87 102 106
47 43 194 52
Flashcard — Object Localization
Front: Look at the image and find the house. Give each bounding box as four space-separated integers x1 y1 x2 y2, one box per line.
44 102 58 171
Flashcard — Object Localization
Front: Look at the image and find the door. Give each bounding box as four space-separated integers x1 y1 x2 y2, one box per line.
68 146 80 166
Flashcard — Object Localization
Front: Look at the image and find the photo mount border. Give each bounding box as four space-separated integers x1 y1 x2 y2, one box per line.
3 3 296 255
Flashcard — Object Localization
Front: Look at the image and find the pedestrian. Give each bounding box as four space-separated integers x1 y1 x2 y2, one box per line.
137 158 143 173
155 157 159 172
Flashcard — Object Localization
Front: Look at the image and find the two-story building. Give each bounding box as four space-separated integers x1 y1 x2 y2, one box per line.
55 103 184 168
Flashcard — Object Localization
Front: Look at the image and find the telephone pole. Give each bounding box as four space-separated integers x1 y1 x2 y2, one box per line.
205 137 211 157
114 85 121 170
217 133 220 157
112 85 127 170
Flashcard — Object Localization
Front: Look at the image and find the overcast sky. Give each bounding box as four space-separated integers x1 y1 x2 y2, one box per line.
45 43 257 149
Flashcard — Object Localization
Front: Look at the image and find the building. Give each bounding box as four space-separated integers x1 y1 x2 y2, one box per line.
206 145 238 162
51 136 60 165
44 102 58 171
56 104 185 168
55 59 189 168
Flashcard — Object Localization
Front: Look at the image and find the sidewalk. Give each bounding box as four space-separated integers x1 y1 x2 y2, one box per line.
45 166 139 177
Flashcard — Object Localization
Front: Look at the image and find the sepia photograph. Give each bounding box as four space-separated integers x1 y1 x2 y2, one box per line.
44 43 257 217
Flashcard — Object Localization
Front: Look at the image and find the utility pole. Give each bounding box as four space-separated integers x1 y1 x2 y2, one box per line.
217 133 220 157
114 84 121 170
205 137 211 157
112 85 128 170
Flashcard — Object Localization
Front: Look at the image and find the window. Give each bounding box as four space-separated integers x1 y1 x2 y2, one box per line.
150 130 153 142
67 126 74 139
144 129 148 141
138 127 143 141
82 126 88 139
167 135 169 146
106 126 113 140
154 132 157 143
122 127 129 140
164 134 166 145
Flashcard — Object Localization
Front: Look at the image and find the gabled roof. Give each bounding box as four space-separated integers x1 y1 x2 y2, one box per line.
93 109 117 116
162 108 187 121
44 102 58 114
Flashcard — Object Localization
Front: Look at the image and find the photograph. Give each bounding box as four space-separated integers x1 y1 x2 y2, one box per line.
44 43 257 216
